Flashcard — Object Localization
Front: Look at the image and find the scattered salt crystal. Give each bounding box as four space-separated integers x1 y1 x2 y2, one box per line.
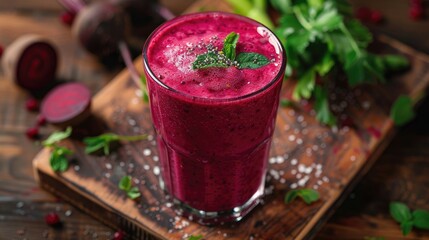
296 138 303 145
288 135 296 142
298 164 306 173
74 165 80 171
147 135 154 141
276 156 284 164
297 115 304 122
135 89 142 97
280 178 286 184
143 149 151 156
105 173 111 178
291 169 297 175
65 210 72 217
291 159 298 165
322 176 330 182
313 185 319 190
16 202 24 208
144 165 150 170
362 101 371 110
316 164 323 170
105 163 112 170
153 156 159 162
119 162 125 167
153 166 160 175
290 183 298 189
305 167 313 174
350 155 356 161
296 173 302 179
269 157 276 164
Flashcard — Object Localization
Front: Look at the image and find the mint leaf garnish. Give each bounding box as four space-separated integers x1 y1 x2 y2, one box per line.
188 235 203 240
285 188 320 205
42 127 72 147
412 210 429 230
390 202 412 223
236 52 270 69
192 31 270 70
119 176 141 200
388 202 429 236
223 32 239 60
192 52 229 70
390 95 415 126
84 133 147 155
43 127 73 172
50 146 72 172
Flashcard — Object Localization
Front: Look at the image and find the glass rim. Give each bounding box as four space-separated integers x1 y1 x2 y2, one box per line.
142 11 286 102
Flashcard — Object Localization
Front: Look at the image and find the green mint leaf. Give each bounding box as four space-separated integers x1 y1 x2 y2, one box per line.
390 202 412 223
382 55 410 72
285 189 319 205
412 210 429 230
43 127 72 147
390 95 415 126
345 19 372 49
127 186 141 200
401 221 413 236
222 32 239 60
119 176 132 191
188 235 203 240
192 52 229 70
49 146 72 172
236 52 270 69
84 133 147 155
314 86 337 126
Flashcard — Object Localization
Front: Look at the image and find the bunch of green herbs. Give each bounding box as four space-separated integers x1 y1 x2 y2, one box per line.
226 0 410 126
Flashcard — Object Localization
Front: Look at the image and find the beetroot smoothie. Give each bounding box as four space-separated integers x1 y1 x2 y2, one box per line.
143 12 285 222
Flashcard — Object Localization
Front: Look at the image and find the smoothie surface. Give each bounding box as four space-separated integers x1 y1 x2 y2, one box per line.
145 12 283 99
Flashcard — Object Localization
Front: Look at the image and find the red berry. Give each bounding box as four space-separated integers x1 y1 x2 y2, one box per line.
36 115 47 126
355 7 372 22
44 212 60 226
0 45 4 58
410 6 424 20
112 231 125 240
60 11 75 26
370 10 383 24
25 98 39 112
26 127 39 139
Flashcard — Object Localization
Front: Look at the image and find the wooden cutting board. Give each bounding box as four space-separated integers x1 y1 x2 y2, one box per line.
33 0 429 239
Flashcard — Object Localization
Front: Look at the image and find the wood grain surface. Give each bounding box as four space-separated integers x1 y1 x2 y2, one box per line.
32 1 429 239
1 0 429 239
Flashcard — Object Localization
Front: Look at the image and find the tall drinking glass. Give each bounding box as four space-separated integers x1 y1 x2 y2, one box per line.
143 12 286 224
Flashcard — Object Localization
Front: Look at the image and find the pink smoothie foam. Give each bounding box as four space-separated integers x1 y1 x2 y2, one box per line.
144 12 285 213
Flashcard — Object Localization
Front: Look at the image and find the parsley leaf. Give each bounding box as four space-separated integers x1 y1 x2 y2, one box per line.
119 176 141 200
314 86 336 126
390 95 415 126
285 188 320 205
140 75 149 103
84 133 147 155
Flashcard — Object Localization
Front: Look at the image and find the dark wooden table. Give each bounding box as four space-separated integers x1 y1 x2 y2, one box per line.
1 0 429 239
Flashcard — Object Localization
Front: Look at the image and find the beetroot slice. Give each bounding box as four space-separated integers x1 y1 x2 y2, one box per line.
16 42 57 91
41 83 91 126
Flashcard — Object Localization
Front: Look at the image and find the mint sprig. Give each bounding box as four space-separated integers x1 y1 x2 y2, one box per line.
119 176 141 200
192 32 270 70
84 133 147 155
188 235 203 240
390 202 429 236
42 127 73 172
390 95 415 126
285 188 320 205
